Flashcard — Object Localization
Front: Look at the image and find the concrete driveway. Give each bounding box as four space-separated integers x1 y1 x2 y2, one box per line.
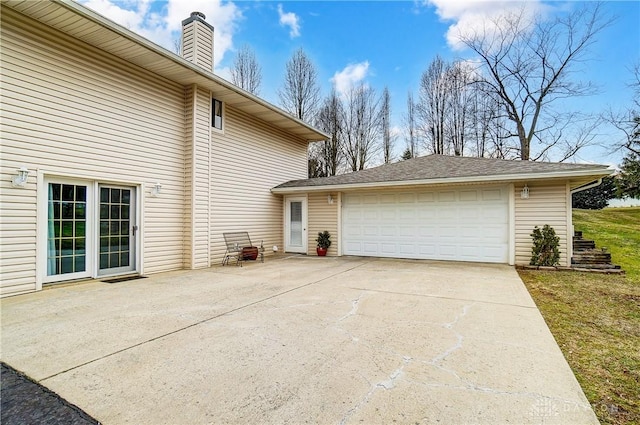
1 257 597 424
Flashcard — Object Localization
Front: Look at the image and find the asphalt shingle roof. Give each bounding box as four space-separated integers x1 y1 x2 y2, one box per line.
274 154 610 189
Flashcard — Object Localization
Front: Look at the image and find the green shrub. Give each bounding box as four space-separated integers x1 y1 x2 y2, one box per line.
530 225 561 266
315 231 331 249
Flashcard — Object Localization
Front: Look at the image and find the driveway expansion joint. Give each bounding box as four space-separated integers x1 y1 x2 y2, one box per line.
347 286 537 309
1 258 598 424
38 261 370 383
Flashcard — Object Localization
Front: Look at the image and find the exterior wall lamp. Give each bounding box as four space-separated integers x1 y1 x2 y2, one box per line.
12 167 30 187
151 182 162 197
521 184 530 199
327 194 334 204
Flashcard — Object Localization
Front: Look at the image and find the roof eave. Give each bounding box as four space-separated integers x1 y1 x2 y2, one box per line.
31 0 329 142
271 167 615 194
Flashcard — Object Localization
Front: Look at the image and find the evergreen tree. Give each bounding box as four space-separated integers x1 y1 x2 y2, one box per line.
572 176 617 209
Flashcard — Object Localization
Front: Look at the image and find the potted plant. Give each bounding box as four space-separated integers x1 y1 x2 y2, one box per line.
315 231 331 256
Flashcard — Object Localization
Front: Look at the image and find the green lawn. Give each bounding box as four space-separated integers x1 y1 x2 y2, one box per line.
573 207 640 283
518 207 640 425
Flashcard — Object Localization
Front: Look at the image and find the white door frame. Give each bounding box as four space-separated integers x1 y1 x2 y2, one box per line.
96 183 137 277
37 173 142 286
284 195 308 254
39 176 95 284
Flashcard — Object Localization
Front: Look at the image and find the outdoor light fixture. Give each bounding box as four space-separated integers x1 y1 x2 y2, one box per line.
327 194 334 204
521 184 530 199
151 182 162 197
12 167 29 187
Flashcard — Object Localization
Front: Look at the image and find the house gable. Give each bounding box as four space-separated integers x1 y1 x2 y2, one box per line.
0 3 322 296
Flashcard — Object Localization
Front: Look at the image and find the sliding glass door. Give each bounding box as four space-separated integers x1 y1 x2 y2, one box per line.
47 182 91 279
98 186 136 275
45 179 137 283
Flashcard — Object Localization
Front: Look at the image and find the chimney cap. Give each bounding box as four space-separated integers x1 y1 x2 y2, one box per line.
190 11 206 20
182 11 214 31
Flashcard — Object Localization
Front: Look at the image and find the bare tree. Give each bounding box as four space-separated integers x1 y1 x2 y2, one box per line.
314 89 344 176
278 48 321 122
417 56 516 158
381 87 393 163
469 82 491 157
457 3 611 160
604 64 640 156
445 63 472 156
343 84 381 171
231 44 262 95
173 37 182 55
307 143 326 178
418 57 474 156
418 56 447 154
404 91 418 158
468 80 510 158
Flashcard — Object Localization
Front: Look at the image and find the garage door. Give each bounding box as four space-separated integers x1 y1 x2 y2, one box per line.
342 186 509 263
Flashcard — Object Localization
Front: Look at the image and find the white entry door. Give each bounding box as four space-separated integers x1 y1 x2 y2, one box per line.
285 197 307 253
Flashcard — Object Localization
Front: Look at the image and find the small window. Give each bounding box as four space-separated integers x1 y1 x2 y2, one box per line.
212 98 223 130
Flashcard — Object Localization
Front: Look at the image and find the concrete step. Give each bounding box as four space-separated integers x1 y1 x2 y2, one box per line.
572 252 611 258
572 259 613 265
573 240 596 250
572 248 613 266
572 252 612 260
571 263 621 270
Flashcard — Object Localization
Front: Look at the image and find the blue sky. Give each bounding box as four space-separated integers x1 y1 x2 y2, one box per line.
81 0 639 166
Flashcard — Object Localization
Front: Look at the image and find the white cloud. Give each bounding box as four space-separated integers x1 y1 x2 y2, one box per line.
331 61 370 97
425 0 547 50
80 0 242 70
277 4 301 38
167 0 242 69
215 66 233 83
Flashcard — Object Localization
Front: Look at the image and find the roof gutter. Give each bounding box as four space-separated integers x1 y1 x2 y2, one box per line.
52 0 329 142
570 178 603 194
271 167 614 194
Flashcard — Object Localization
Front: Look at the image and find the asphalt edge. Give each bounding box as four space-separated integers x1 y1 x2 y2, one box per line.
1 361 100 425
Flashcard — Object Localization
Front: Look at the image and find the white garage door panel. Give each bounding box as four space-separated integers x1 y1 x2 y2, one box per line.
381 243 397 254
418 244 436 255
343 186 509 263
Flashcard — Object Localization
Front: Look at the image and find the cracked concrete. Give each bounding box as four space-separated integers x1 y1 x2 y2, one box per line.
1 257 598 424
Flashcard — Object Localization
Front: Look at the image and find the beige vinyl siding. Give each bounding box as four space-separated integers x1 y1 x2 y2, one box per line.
192 87 212 268
181 19 213 73
0 177 37 296
183 86 194 268
181 21 195 64
210 105 308 263
1 7 186 295
307 193 339 256
514 182 571 267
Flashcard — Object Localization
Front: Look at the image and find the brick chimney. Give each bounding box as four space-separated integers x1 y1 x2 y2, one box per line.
181 11 214 72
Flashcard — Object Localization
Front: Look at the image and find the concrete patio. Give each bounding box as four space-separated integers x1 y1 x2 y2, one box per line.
1 256 597 424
